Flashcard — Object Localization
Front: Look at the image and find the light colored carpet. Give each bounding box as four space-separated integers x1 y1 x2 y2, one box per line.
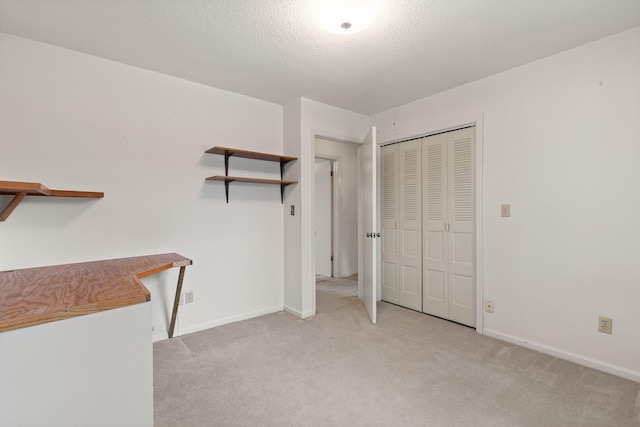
154 277 640 426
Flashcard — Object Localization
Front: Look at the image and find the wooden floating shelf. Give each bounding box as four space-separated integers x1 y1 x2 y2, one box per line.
205 146 298 164
205 146 298 203
0 253 192 337
206 175 298 185
0 180 104 222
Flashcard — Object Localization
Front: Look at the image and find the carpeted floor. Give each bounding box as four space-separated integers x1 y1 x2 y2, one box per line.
154 276 640 426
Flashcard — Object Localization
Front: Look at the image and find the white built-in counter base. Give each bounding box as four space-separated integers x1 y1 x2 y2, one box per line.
0 302 152 427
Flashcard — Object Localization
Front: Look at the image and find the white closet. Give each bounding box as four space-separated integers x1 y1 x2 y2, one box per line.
381 139 422 311
380 127 476 327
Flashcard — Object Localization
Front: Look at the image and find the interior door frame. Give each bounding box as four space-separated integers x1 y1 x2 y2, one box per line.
377 114 484 333
314 155 338 278
310 133 360 316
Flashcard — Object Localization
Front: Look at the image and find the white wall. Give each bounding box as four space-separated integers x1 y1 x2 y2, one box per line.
315 138 359 277
371 27 640 381
283 98 370 317
0 34 285 341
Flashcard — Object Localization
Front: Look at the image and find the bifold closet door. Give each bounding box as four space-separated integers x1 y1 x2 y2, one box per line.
381 145 399 304
423 127 475 327
380 140 422 311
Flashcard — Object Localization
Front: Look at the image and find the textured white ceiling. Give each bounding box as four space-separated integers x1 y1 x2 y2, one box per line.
1 1 639 115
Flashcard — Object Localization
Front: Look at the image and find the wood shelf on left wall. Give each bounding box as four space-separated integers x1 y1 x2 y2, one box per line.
0 180 104 222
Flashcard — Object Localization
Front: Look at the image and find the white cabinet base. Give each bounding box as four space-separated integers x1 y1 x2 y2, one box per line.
0 302 152 427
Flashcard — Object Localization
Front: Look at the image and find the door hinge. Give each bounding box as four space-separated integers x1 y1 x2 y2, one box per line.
330 171 333 177
445 222 450 232
331 256 333 261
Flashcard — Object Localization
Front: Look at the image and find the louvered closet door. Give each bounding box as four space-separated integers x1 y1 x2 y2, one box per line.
422 133 449 319
380 141 422 311
423 127 475 327
381 145 399 304
447 128 475 326
398 140 422 310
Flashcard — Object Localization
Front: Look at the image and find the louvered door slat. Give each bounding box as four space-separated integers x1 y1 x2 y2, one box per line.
399 141 422 310
423 134 449 318
448 128 475 327
381 146 399 304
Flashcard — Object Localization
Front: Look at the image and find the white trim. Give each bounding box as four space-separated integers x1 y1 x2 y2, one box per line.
152 332 169 342
474 117 484 334
315 153 341 278
284 304 314 319
284 304 303 318
484 329 640 383
331 160 340 278
377 115 479 145
153 305 284 341
357 145 363 300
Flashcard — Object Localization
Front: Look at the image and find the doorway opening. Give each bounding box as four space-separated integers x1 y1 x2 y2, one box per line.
314 137 360 311
315 158 334 279
313 137 359 281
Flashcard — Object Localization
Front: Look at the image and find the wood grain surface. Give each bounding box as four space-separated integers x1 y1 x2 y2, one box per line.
206 175 298 185
0 180 51 195
204 146 297 163
0 180 103 221
0 253 192 333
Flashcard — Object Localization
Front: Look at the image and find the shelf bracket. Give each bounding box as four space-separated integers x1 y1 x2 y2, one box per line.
224 153 232 203
0 192 27 222
168 266 187 339
224 153 231 176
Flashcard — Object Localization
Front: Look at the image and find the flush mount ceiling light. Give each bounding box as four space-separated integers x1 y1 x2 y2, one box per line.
311 0 381 34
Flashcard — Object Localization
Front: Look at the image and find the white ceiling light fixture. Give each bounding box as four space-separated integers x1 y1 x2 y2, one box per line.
312 0 382 35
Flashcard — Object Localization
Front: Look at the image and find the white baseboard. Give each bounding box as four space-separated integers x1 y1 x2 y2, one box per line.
300 309 315 319
337 271 358 279
283 304 302 317
483 329 640 383
152 332 168 342
154 305 284 342
283 305 315 319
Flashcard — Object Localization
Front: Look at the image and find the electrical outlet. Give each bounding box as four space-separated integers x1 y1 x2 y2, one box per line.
501 204 511 217
185 290 194 304
485 300 495 313
598 316 613 334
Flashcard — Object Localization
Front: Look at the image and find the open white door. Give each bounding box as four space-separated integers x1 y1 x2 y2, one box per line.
358 127 377 323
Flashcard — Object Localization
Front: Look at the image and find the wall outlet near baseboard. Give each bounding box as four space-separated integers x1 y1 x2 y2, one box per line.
598 316 613 334
485 300 495 313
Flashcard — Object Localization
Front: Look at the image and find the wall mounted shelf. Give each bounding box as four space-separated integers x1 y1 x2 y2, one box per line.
205 146 297 203
0 252 192 337
0 180 104 222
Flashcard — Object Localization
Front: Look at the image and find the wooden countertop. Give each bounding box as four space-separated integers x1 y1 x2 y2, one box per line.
0 253 192 333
